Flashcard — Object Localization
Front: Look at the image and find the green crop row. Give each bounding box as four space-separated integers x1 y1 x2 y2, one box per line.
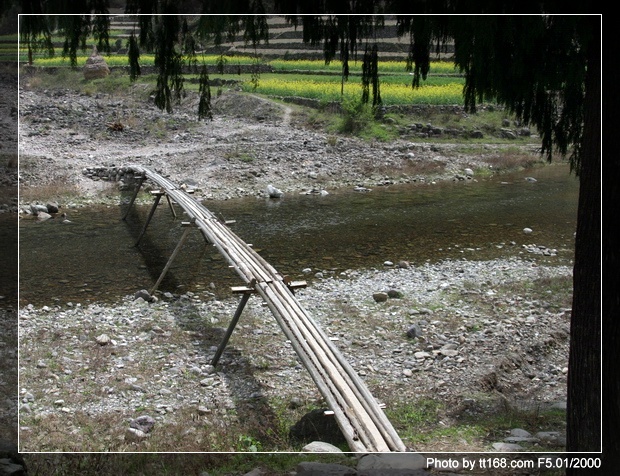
266 58 459 75
21 50 458 76
239 76 464 105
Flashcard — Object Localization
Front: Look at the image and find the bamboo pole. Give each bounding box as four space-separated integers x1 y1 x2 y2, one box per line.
271 279 406 451
260 282 388 451
257 283 367 452
122 175 145 220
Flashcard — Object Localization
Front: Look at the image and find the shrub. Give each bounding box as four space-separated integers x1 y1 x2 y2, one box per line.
337 97 372 134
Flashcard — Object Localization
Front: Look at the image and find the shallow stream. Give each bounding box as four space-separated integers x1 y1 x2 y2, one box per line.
19 164 578 307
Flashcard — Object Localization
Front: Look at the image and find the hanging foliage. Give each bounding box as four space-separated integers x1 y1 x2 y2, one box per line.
124 0 157 50
153 12 184 113
19 7 54 65
127 31 140 81
397 15 449 89
198 64 212 120
361 44 381 107
250 54 260 90
90 0 110 54
181 17 198 72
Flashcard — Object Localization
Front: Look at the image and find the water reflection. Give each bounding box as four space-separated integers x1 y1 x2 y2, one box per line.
19 164 578 307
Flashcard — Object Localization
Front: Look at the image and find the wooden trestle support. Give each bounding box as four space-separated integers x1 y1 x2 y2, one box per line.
123 166 407 453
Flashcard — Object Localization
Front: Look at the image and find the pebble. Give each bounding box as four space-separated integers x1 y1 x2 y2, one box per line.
95 334 111 345
492 442 523 452
301 441 343 452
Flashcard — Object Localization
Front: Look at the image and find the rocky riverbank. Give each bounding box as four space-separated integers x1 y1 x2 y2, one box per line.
19 257 572 454
16 75 546 209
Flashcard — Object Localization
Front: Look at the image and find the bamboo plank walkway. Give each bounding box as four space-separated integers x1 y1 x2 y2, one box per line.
124 166 407 452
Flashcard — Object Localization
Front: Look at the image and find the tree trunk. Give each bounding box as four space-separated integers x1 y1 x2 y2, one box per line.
566 15 602 469
600 16 619 473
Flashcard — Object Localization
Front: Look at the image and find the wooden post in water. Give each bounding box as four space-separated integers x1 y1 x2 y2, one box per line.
122 175 145 221
135 191 163 246
149 221 195 294
165 194 177 219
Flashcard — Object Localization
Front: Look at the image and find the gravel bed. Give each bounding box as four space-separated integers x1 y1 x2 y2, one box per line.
18 257 572 452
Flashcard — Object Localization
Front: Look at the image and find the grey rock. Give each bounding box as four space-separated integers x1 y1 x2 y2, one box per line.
357 453 427 474
510 428 532 438
0 440 26 475
504 436 540 444
301 441 343 453
535 431 565 447
266 184 283 198
0 459 26 476
438 348 458 357
30 203 48 214
241 469 264 476
549 400 567 411
492 442 523 451
296 461 356 476
406 324 422 339
95 334 111 345
134 289 154 302
130 415 156 433
499 128 517 139
288 397 303 409
126 427 149 440
373 292 388 303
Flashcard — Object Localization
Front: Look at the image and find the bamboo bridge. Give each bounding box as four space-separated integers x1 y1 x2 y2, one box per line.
122 166 407 452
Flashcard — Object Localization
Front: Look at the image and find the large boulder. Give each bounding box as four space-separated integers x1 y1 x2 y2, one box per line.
83 46 110 80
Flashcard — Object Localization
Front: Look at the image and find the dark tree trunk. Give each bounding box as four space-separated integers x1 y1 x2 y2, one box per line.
600 17 619 474
566 15 602 470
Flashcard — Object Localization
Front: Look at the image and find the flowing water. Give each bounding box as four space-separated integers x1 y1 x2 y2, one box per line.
18 164 579 307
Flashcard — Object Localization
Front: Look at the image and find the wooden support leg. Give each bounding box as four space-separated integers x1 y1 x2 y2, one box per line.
211 291 252 367
165 194 177 219
122 175 145 221
135 193 162 246
149 223 194 294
